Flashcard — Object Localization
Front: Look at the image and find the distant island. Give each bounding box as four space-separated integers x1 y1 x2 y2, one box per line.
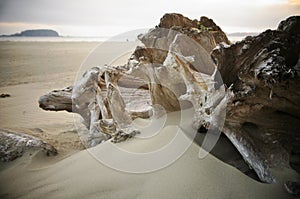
0 29 59 37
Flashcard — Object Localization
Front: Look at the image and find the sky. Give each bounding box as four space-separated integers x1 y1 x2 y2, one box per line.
0 0 299 37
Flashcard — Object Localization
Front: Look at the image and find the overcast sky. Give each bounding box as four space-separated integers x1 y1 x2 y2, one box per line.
0 0 299 36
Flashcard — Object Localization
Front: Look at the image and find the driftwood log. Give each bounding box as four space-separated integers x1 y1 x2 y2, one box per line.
0 129 57 161
39 13 300 188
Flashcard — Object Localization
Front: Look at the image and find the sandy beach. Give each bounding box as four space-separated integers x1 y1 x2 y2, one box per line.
0 41 98 155
0 41 297 198
0 41 135 155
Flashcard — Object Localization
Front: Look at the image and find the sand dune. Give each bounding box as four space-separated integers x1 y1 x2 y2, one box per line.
0 139 293 199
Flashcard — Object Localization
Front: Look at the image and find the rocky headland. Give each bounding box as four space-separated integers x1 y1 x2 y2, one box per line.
1 29 59 37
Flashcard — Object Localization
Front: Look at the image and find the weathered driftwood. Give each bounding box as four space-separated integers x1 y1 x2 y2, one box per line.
0 129 57 161
211 16 300 184
38 14 300 187
39 86 73 112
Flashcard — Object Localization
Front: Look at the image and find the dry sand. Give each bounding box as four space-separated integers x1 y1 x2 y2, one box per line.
0 41 297 198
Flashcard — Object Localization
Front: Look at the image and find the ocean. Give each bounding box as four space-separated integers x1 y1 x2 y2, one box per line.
0 36 245 43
